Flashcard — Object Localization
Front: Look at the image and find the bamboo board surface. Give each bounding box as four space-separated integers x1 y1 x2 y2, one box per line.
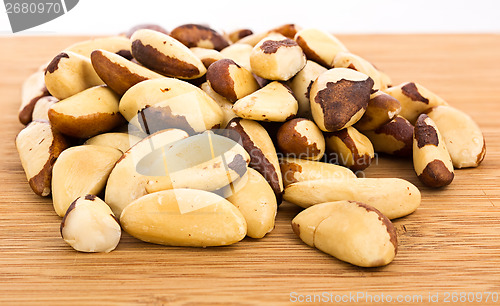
1 34 500 305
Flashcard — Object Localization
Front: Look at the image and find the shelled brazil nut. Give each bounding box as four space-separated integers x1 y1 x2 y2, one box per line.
14 23 486 266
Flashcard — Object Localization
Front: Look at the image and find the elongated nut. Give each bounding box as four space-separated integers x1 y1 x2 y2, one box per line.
19 70 50 125
232 81 298 122
276 118 325 161
294 28 348 67
310 68 374 132
190 47 224 68
31 96 58 122
84 132 142 153
200 82 237 127
130 29 206 79
250 35 306 81
170 24 230 51
119 78 223 135
48 85 124 138
383 82 448 123
413 114 454 187
142 131 250 194
279 157 356 187
65 36 132 59
362 115 414 157
61 195 121 253
284 178 420 219
44 51 104 100
325 126 374 171
225 118 284 204
227 168 277 238
292 201 397 267
287 60 327 118
105 129 189 217
426 105 485 168
52 145 122 217
332 52 390 90
227 29 253 43
206 59 260 102
120 189 247 247
16 120 68 196
219 43 254 72
90 49 164 95
354 90 401 131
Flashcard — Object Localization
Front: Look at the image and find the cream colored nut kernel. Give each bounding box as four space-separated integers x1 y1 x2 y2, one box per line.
48 85 124 138
362 115 414 157
310 68 374 132
232 81 298 122
142 131 250 194
276 118 325 161
170 24 230 51
120 189 247 247
354 90 401 131
224 118 284 204
219 43 254 72
236 24 301 47
31 96 58 122
383 82 448 124
227 28 253 43
200 82 237 127
279 157 356 187
44 51 104 100
292 201 397 267
283 178 421 219
206 59 260 102
227 168 277 239
325 126 374 171
294 28 348 67
65 36 132 58
120 78 223 135
61 195 121 253
426 105 485 168
105 129 189 217
413 114 454 188
19 69 50 125
250 35 306 81
84 132 142 153
130 29 206 79
190 47 224 68
52 145 122 217
123 24 169 38
287 60 327 119
91 49 164 96
16 120 68 196
332 52 389 90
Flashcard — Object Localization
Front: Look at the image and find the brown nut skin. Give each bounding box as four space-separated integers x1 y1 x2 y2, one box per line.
363 115 414 157
91 49 164 96
354 91 401 131
325 126 375 171
227 29 253 43
310 68 374 132
276 118 325 161
170 24 230 51
48 86 125 139
332 52 390 91
206 58 260 102
16 120 69 197
224 118 284 204
130 29 206 79
19 69 50 125
413 114 454 188
190 47 224 68
123 24 169 38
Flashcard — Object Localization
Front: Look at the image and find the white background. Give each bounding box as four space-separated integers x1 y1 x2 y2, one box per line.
1 0 500 36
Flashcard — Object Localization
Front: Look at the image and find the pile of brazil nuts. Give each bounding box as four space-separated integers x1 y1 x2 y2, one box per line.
16 23 486 267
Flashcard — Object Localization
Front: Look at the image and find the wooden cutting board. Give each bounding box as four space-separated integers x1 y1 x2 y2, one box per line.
1 34 499 305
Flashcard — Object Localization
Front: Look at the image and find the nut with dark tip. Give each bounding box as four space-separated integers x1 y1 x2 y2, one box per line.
170 24 230 51
19 69 50 125
362 115 414 157
325 126 374 171
354 90 401 131
276 118 325 161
